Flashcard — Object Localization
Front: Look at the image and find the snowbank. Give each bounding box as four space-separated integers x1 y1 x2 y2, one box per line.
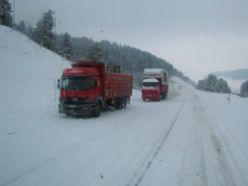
0 26 69 113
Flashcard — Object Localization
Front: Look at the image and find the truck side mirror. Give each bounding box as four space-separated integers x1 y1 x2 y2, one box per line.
57 79 61 89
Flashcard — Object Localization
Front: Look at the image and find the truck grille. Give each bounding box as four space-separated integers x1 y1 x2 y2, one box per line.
60 97 89 105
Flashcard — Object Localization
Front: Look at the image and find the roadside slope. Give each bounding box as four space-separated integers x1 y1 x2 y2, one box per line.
0 26 68 113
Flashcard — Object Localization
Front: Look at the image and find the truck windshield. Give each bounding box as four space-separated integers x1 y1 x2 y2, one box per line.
61 76 97 90
142 82 159 87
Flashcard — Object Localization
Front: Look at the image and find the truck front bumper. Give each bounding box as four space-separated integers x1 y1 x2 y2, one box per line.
59 103 96 116
142 91 160 100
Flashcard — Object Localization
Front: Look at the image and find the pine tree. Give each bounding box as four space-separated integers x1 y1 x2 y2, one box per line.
0 0 12 27
197 74 231 93
206 74 217 92
240 80 248 97
26 24 35 39
61 32 73 60
216 79 231 93
33 9 56 51
16 20 26 34
87 42 104 62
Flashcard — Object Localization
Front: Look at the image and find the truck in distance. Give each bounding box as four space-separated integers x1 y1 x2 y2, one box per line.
141 68 168 101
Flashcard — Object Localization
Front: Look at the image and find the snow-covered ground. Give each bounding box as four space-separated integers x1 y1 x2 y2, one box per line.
1 26 248 186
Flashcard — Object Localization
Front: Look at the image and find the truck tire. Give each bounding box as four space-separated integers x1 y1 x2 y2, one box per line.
65 112 71 117
93 101 102 117
161 92 168 100
164 92 167 99
123 97 127 109
115 98 123 110
161 93 165 100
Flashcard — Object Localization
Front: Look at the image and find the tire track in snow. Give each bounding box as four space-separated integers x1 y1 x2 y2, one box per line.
126 103 185 186
1 84 184 186
178 98 208 186
1 102 174 186
191 91 248 186
0 113 134 186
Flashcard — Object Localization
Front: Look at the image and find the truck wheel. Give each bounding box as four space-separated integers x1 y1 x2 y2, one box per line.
164 92 167 99
115 98 123 110
123 97 127 109
161 93 165 100
93 101 102 117
65 113 71 117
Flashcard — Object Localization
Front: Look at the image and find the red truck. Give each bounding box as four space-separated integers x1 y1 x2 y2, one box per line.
58 60 132 117
141 68 168 101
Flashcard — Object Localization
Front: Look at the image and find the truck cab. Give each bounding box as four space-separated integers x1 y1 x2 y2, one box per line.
142 78 160 101
59 64 103 117
58 60 132 117
141 68 168 101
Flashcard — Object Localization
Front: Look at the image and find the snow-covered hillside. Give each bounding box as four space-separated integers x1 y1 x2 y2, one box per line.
1 26 248 186
0 26 68 113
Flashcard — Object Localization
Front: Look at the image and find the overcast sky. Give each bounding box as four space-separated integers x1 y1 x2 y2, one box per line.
14 0 248 81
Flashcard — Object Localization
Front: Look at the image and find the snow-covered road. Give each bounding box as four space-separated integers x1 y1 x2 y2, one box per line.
1 79 248 186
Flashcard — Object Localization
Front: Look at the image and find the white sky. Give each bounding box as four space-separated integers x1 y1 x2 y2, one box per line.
13 0 248 81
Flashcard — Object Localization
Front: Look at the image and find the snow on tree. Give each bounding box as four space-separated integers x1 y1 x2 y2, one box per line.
87 42 104 62
16 20 26 34
0 0 12 27
33 9 56 51
240 80 248 97
61 32 73 60
206 74 218 92
197 74 231 93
